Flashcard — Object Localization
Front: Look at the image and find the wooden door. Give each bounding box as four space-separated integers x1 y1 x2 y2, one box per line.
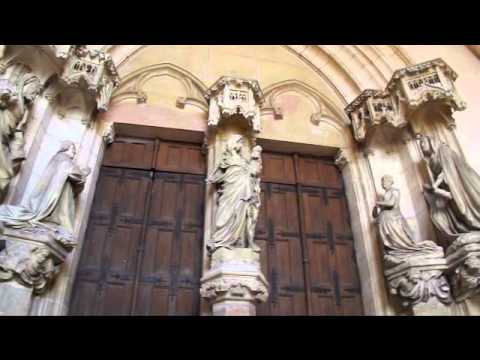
257 152 363 316
69 139 205 316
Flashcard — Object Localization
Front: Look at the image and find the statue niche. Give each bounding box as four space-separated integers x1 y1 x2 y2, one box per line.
206 137 262 254
0 63 41 202
0 141 90 248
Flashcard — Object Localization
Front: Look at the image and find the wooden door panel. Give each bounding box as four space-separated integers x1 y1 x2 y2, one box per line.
148 173 181 227
308 240 333 288
117 170 151 224
71 140 206 316
97 282 134 316
261 152 296 184
271 294 307 316
75 223 108 282
90 167 122 222
311 294 336 316
297 157 341 188
156 142 206 175
103 140 155 170
70 281 97 315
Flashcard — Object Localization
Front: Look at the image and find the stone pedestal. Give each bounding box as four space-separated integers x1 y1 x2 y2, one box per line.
446 232 480 302
200 248 269 316
0 227 70 315
385 253 452 315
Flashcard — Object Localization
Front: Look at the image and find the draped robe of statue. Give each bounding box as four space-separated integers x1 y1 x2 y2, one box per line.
0 65 40 198
207 143 258 253
0 142 89 243
374 187 441 265
422 139 480 242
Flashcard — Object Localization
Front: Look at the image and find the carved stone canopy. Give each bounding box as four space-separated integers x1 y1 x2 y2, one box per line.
60 45 120 112
345 89 405 143
345 58 466 143
205 76 264 133
387 58 465 113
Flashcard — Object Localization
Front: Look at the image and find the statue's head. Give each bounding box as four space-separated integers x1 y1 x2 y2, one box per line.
381 175 394 190
416 133 434 156
59 140 77 159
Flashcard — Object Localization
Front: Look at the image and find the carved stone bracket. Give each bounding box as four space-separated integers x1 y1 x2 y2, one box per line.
200 248 269 315
205 76 263 134
334 149 350 171
102 122 116 145
60 45 120 112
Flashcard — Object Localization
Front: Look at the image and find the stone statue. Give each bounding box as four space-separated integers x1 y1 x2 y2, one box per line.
0 64 41 201
0 141 90 247
373 175 442 265
206 137 262 254
373 175 452 306
416 134 480 243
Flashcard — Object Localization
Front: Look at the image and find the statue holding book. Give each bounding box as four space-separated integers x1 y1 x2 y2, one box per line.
416 134 480 244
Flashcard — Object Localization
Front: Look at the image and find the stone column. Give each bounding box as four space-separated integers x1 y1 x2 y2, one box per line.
200 76 269 316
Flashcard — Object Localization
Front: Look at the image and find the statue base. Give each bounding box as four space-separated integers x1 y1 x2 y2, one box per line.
446 232 480 302
384 249 452 313
200 248 269 316
0 227 73 314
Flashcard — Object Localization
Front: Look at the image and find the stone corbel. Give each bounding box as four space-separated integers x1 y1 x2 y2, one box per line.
204 76 263 135
102 122 116 145
60 45 120 113
334 148 350 171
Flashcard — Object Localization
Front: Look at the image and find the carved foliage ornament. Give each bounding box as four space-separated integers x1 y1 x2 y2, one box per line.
200 277 268 303
205 76 263 133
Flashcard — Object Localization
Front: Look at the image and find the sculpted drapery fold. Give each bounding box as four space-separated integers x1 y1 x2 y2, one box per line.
207 137 262 253
0 141 90 246
417 134 480 243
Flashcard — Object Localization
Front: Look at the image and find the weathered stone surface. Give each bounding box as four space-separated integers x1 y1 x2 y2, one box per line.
200 248 268 316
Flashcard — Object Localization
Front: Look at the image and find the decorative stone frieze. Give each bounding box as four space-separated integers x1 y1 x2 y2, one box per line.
200 248 268 315
60 45 120 112
204 76 263 134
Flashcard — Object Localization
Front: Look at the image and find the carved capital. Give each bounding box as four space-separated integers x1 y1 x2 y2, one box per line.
60 45 120 112
205 76 263 134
